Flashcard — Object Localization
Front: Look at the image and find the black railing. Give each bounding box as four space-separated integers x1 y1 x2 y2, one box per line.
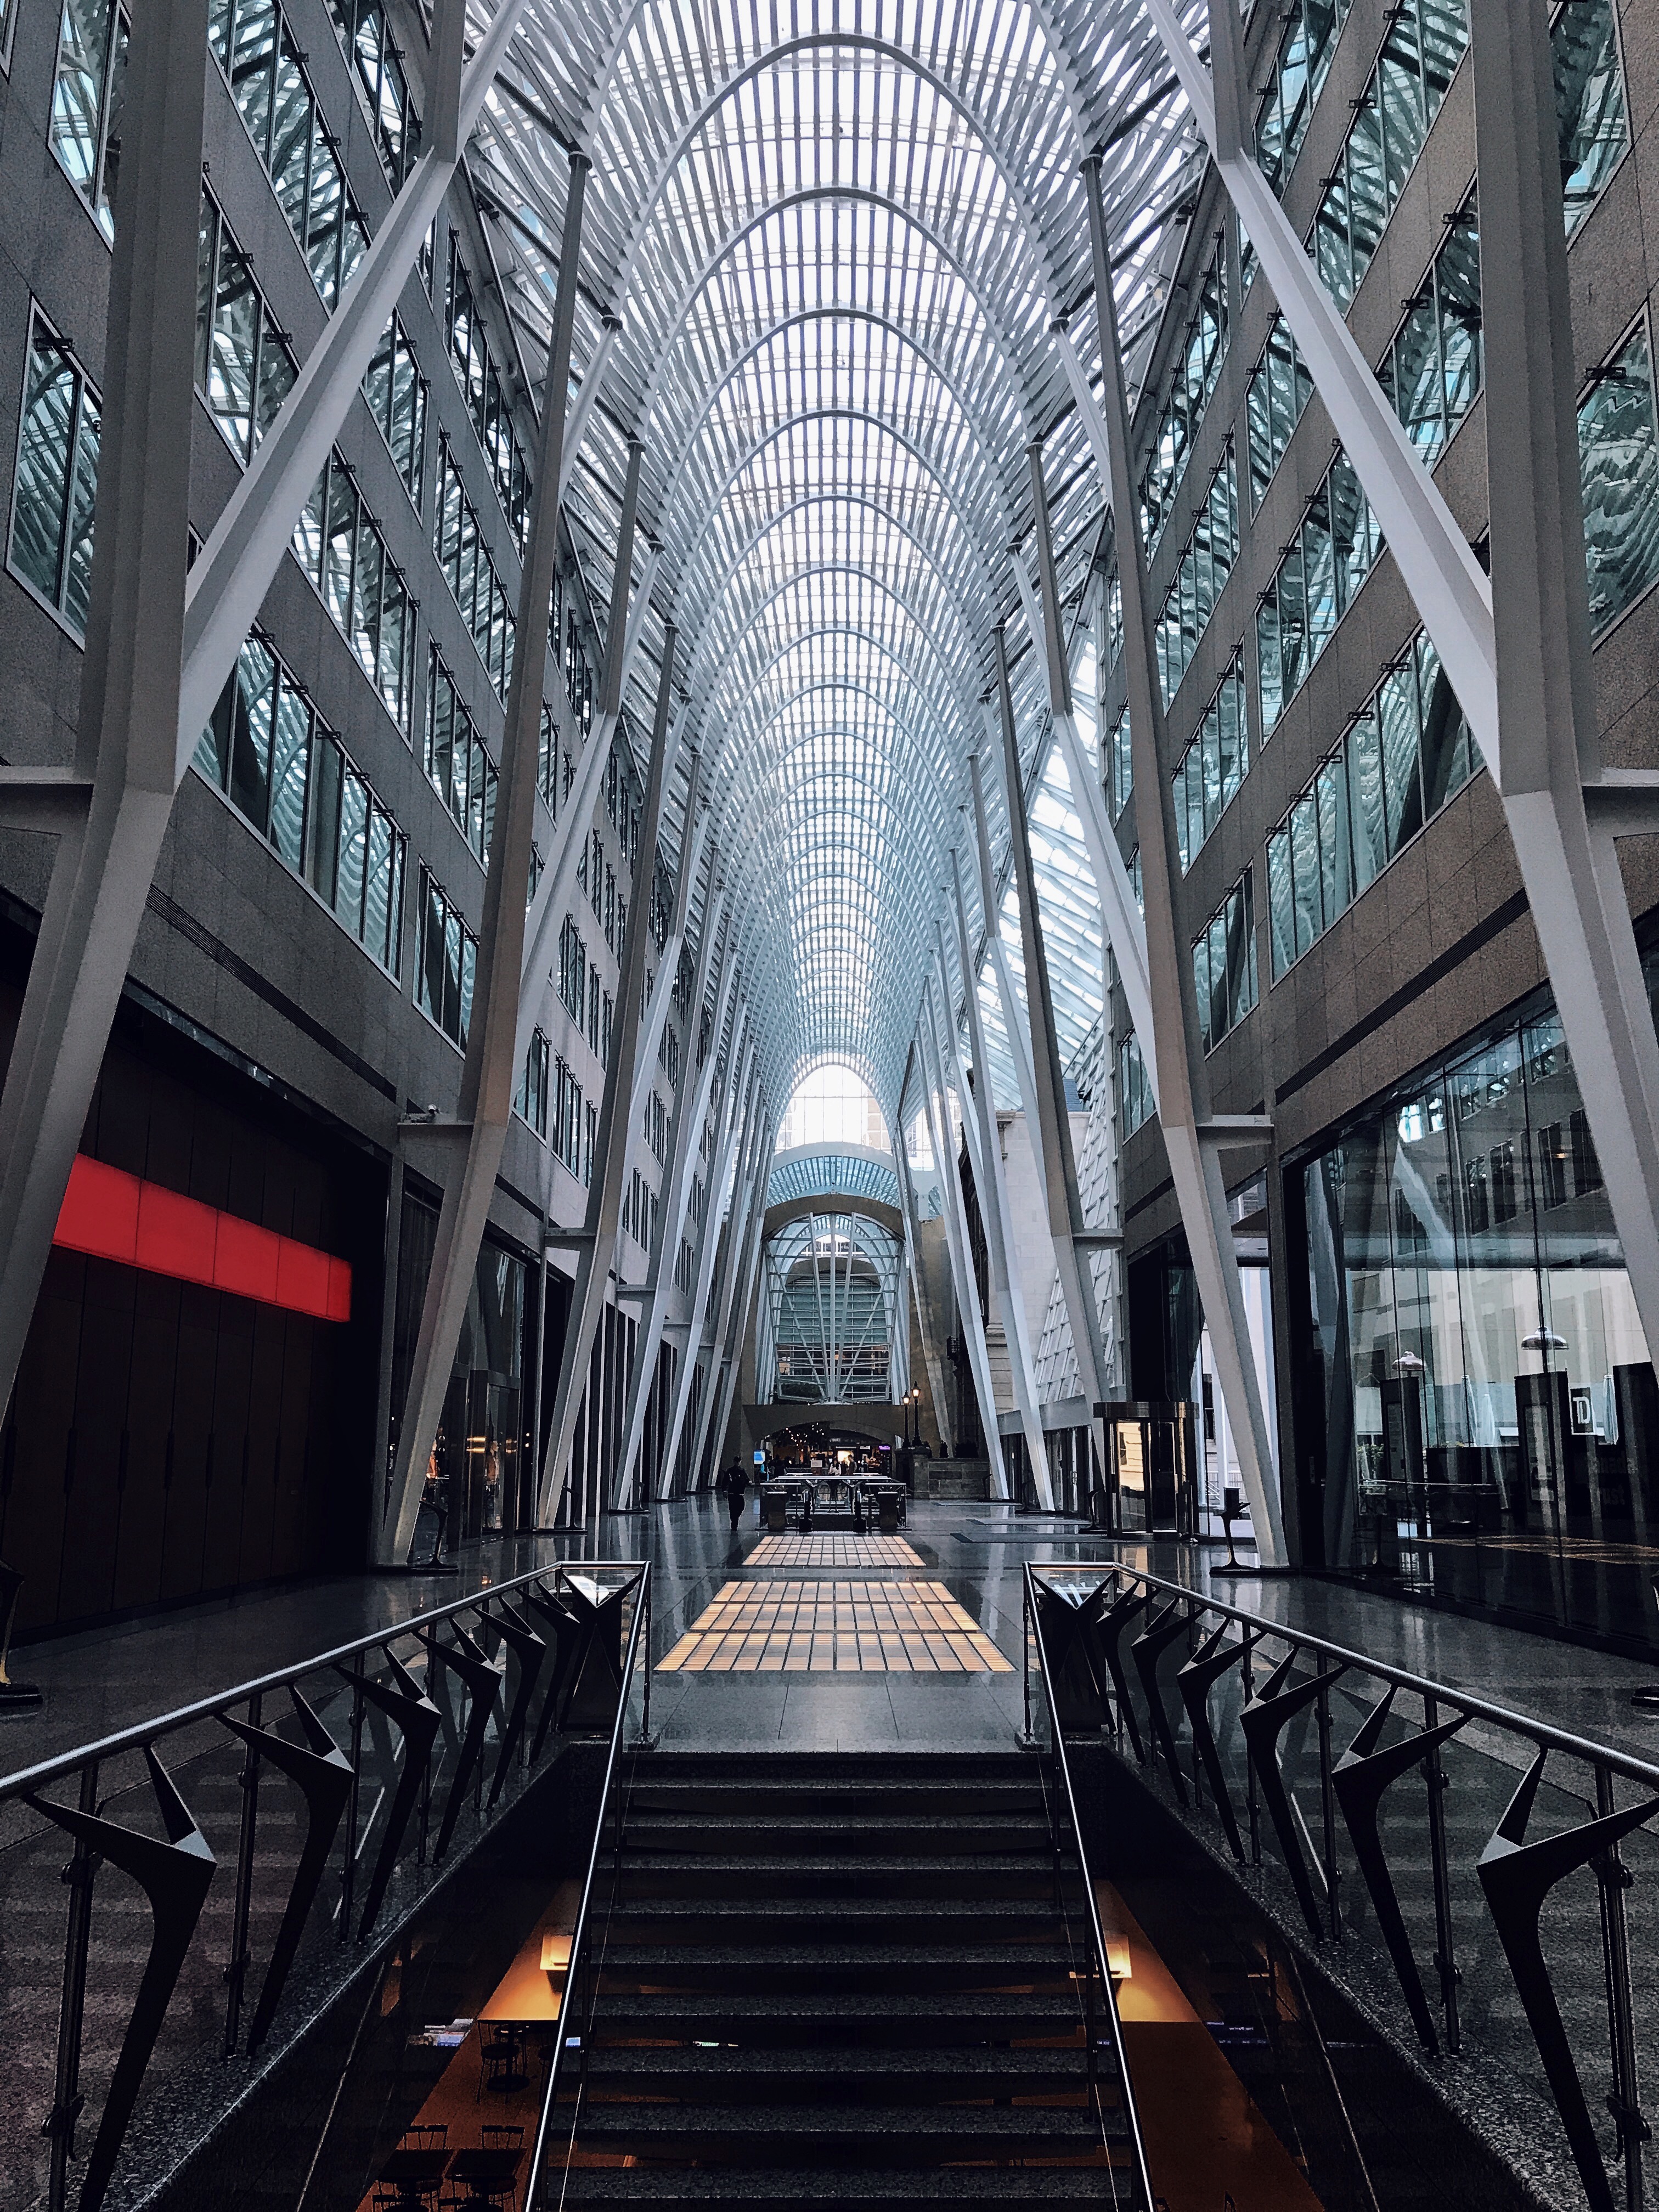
523 1564 654 2209
1024 1560 1659 2212
0 1558 648 2212
1022 1565 1156 2211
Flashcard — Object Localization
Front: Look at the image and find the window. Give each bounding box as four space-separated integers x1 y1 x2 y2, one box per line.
196 188 298 467
1578 320 1659 636
207 0 372 308
1119 1033 1153 1139
1245 317 1312 511
1255 0 1351 196
1267 631 1471 978
539 703 568 816
1311 0 1468 311
446 240 532 552
1154 444 1239 707
195 634 405 973
50 0 128 239
364 315 427 510
1 0 18 69
558 915 586 1020
552 1058 585 1181
1379 194 1481 463
517 1028 550 1139
1172 655 1249 873
1104 568 1123 672
426 649 499 866
292 452 416 732
566 612 594 735
325 0 418 188
1104 706 1132 821
435 438 516 700
1556 0 1629 237
1257 450 1381 736
589 831 605 916
1138 232 1228 555
9 307 100 637
1192 872 1257 1052
417 866 477 1048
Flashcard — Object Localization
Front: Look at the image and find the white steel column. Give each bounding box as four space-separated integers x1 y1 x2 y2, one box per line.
656 1032 757 1499
944 876 1054 1509
516 442 648 1074
970 723 1111 1410
893 1064 956 1454
919 981 1009 1498
0 0 209 1417
687 1092 772 1489
1468 0 1659 1401
627 794 708 1131
1135 1 1497 753
1068 180 1286 1566
381 152 591 1562
612 890 731 1507
537 622 679 1525
698 1110 776 1487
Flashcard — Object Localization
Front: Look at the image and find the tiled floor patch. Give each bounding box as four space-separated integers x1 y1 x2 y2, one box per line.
657 1580 1012 1673
746 1534 923 1568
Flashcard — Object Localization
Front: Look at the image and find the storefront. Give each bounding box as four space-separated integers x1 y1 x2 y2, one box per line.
392 1191 532 1556
1294 988 1659 1651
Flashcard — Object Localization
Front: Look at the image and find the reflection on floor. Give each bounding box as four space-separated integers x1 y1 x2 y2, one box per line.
746 1533 923 1567
656 1580 1013 1672
1101 1883 1324 2212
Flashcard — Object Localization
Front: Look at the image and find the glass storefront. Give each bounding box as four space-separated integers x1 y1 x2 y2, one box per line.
1299 991 1659 1649
392 1192 530 1559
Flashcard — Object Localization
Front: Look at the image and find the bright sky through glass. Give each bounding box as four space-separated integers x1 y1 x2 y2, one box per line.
467 0 1204 1125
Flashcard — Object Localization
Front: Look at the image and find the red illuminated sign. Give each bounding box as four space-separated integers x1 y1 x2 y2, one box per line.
53 1155 352 1322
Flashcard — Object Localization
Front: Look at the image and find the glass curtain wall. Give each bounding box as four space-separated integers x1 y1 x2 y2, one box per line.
1300 977 1659 1647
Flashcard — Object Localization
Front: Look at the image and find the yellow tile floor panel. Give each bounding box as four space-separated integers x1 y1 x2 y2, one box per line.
657 1581 1014 1674
745 1534 923 1568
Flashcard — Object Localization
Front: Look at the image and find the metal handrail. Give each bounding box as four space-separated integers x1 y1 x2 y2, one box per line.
1023 1564 1156 2210
1030 1557 1659 1790
0 1557 647 1805
523 1560 653 2212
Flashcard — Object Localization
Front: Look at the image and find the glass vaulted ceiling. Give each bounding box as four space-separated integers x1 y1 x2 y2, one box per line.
467 0 1204 1116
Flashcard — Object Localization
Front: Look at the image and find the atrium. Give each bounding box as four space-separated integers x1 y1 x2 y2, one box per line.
1 0 1658 2208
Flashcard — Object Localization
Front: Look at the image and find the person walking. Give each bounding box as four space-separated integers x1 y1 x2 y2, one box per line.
721 1458 747 1531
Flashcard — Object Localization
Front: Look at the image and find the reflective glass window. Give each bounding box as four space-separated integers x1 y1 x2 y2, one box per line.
1578 321 1659 635
9 308 101 637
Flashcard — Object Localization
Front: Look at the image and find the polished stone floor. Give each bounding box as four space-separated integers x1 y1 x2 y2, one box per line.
4 1493 1659 1770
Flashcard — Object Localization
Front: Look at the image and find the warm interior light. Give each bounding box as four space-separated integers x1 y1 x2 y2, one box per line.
540 1932 571 1980
1105 1937 1132 1981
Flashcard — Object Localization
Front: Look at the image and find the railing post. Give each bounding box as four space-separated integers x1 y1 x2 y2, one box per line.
641 1572 653 1747
44 1759 100 2212
1594 1762 1647 2209
1244 1635 1261 1867
224 1690 263 2054
1317 1680 1342 1942
1423 1692 1460 2054
1022 1573 1034 1747
340 1655 365 1940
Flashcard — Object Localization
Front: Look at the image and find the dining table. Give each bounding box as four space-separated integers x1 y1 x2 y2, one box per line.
444 2144 524 2208
374 2145 452 2209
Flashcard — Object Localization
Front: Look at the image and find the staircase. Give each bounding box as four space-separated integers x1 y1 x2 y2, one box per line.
553 1751 1140 2206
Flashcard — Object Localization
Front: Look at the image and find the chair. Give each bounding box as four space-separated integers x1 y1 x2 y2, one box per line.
445 2123 526 2212
478 2021 529 2096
